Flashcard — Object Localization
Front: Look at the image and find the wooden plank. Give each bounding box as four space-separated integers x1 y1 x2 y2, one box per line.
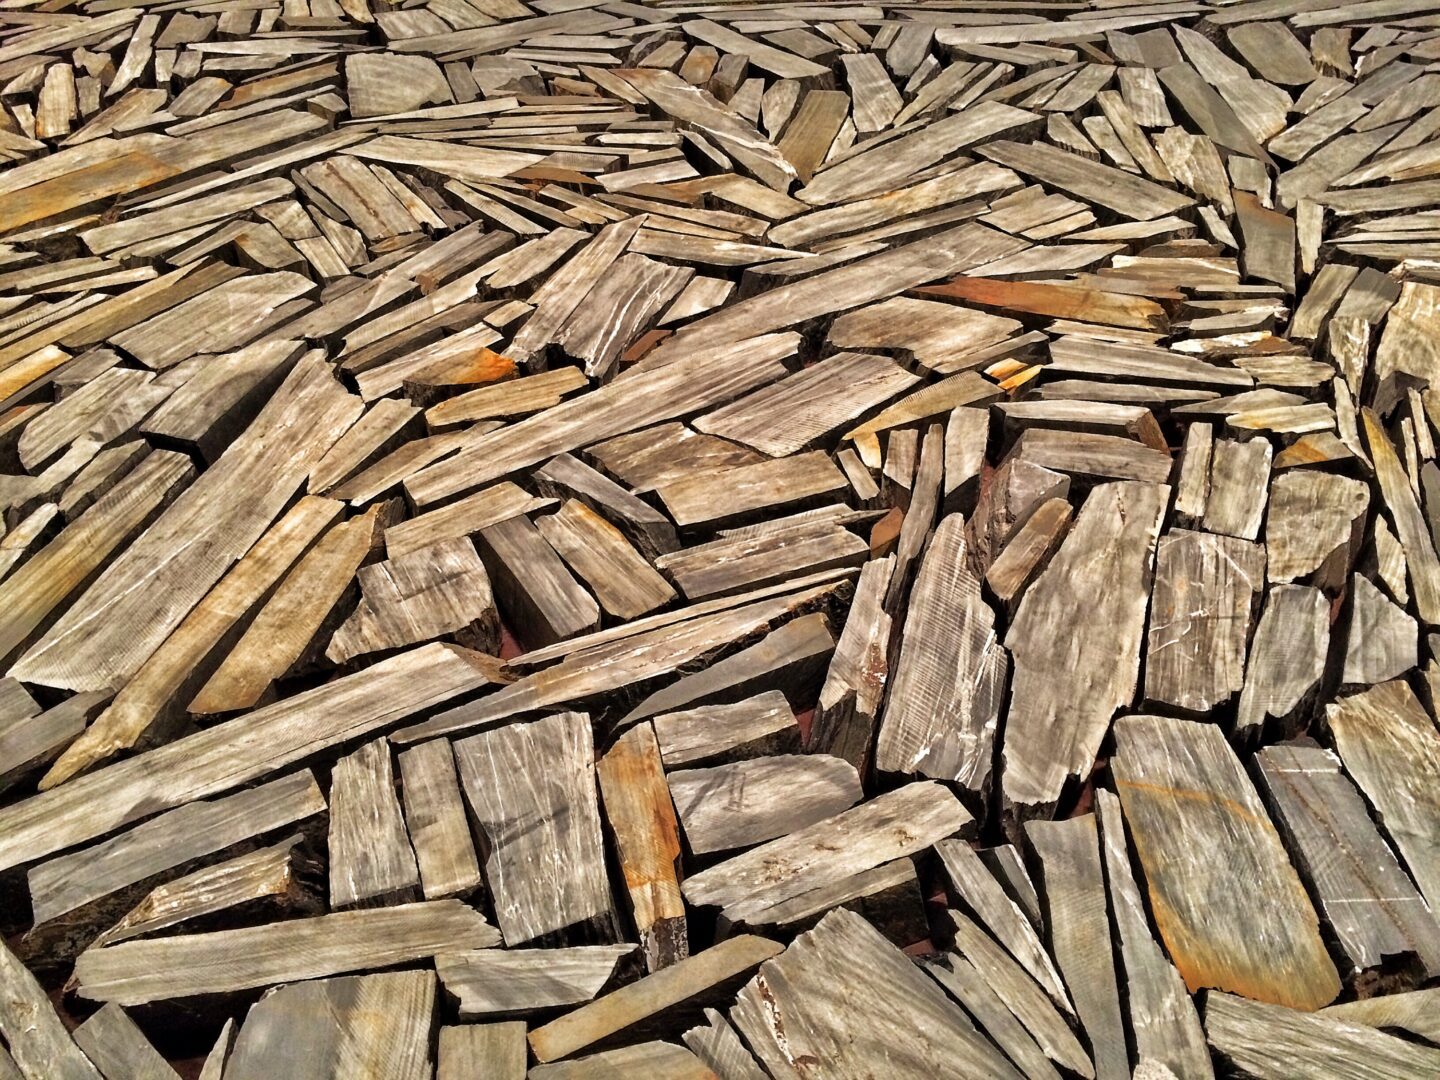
0 643 501 873
732 909 1023 1080
1026 815 1129 1080
1144 530 1264 714
10 354 361 693
72 1004 178 1080
1326 681 1440 914
453 711 618 946
1257 743 1440 983
1204 992 1440 1079
875 513 1004 801
596 723 687 972
74 900 498 1006
329 739 420 909
1002 482 1167 821
224 971 435 1080
437 946 634 1019
529 936 782 1063
0 935 102 1080
326 537 499 664
1111 715 1341 1011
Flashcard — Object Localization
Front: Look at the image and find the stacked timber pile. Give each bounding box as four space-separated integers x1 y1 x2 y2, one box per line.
2 0 1440 1075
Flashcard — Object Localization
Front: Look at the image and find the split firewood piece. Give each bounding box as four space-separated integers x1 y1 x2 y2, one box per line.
776 90 847 182
597 723 687 971
965 455 1070 576
347 53 452 117
0 934 102 1080
453 712 618 946
616 68 797 192
875 514 1005 803
646 226 1027 362
996 401 1166 452
399 579 845 744
1320 990 1440 1045
694 351 920 459
534 453 679 559
654 692 801 770
406 332 799 507
1010 427 1173 485
683 1009 767 1080
1365 408 1440 626
73 1004 178 1080
1203 992 1440 1079
654 450 849 530
425 367 587 431
1264 470 1368 586
799 102 1036 206
139 340 305 463
884 423 944 609
1257 743 1440 986
189 506 383 714
1344 574 1418 686
1046 337 1251 393
73 900 499 1006
1375 282 1440 389
768 161 1017 249
1144 529 1264 714
439 1024 525 1080
1026 815 1129 1080
223 970 436 1080
93 836 313 949
384 482 551 560
26 770 323 959
733 909 1023 1079
934 839 1073 1014
943 408 989 514
42 495 341 789
530 1042 716 1079
326 537 499 665
537 501 676 621
397 740 481 903
0 690 101 795
436 946 635 1020
0 449 194 669
585 423 764 496
653 515 867 602
1326 681 1440 914
978 138 1194 219
669 754 861 855
1094 791 1212 1080
328 739 420 909
473 513 599 648
17 367 169 472
1111 715 1341 1011
1235 585 1330 743
984 496 1073 613
808 555 892 769
529 935 782 1063
10 355 361 694
0 644 500 873
1235 191 1296 294
682 781 971 926
308 399 421 495
109 272 315 371
1001 482 1167 822
917 275 1167 332
1200 437 1271 541
619 611 835 725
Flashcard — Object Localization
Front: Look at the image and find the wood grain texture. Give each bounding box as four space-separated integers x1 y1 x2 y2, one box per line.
454 711 618 946
1112 715 1341 1011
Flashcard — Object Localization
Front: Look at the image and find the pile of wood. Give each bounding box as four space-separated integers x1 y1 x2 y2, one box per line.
2 0 1440 1075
